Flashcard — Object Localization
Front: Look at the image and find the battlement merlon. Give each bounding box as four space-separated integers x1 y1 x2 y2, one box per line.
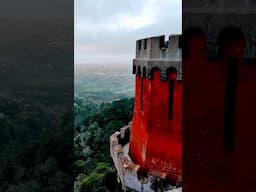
135 35 182 60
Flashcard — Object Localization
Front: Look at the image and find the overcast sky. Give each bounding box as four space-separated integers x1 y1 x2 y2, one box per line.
75 0 181 64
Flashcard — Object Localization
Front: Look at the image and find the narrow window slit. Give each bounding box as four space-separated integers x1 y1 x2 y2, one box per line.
140 77 144 111
168 80 175 119
224 57 237 152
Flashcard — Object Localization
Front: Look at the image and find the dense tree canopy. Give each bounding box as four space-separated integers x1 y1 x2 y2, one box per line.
74 98 134 192
0 96 73 192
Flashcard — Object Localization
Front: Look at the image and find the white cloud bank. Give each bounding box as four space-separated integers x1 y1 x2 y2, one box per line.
75 0 181 64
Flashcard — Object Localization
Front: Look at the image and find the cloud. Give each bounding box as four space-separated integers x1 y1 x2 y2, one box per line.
75 0 181 64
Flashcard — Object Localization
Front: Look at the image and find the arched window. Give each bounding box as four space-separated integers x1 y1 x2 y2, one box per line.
217 26 245 58
182 27 206 58
149 67 160 79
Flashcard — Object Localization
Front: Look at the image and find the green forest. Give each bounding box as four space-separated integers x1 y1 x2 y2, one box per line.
74 97 134 192
74 99 134 192
0 96 73 192
0 95 134 192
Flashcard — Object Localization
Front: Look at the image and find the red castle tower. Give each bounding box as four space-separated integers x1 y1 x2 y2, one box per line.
130 35 182 182
110 34 182 192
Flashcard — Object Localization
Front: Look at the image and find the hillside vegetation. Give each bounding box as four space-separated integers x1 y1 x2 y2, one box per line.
74 98 134 192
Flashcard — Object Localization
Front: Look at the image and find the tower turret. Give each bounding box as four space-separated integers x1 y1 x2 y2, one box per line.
130 35 182 183
110 34 182 192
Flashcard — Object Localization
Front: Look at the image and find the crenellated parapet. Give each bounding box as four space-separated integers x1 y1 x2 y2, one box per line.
133 35 182 80
183 1 256 59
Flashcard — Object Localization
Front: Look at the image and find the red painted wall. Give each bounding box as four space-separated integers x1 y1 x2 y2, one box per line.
183 29 256 192
129 69 182 183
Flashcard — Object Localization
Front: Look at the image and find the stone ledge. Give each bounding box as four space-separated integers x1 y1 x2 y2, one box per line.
110 123 182 192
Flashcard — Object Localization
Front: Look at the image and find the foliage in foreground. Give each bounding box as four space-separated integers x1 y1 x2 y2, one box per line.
74 98 134 192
